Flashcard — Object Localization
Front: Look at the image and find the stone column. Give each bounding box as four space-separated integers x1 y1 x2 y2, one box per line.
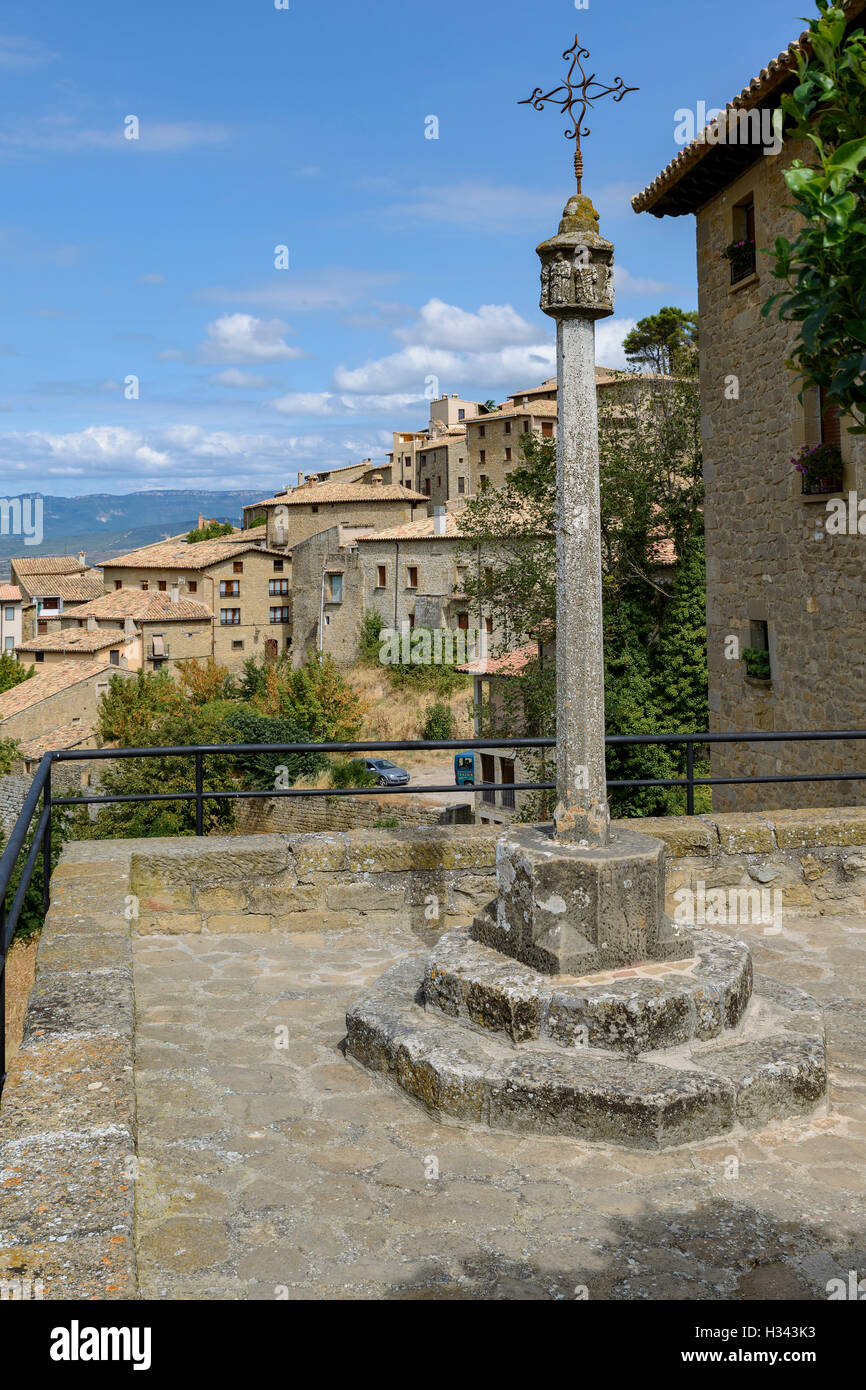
538 194 614 847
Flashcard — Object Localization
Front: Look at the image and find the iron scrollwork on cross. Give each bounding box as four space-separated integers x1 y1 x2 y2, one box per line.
519 36 638 193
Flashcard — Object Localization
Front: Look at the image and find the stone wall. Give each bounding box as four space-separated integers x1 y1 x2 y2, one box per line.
696 138 866 809
129 827 499 937
234 792 471 835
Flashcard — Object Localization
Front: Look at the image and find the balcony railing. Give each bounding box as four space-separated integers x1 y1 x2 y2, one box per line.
3 728 866 1093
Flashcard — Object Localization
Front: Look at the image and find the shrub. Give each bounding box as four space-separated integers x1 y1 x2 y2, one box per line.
329 758 377 788
186 520 235 543
223 706 327 789
421 699 454 741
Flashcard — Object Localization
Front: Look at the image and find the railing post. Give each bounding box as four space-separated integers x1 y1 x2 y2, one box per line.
195 753 204 837
686 741 695 816
42 760 52 916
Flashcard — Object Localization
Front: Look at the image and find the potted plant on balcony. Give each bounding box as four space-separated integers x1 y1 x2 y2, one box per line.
792 442 844 495
722 238 756 281
742 648 771 683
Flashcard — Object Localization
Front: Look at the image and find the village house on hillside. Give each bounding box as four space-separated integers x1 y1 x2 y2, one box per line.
57 589 214 674
289 505 495 666
0 658 133 769
633 0 866 809
0 584 23 655
11 554 104 642
242 476 427 553
98 535 292 667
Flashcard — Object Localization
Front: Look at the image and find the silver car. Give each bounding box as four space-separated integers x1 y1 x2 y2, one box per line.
364 757 410 787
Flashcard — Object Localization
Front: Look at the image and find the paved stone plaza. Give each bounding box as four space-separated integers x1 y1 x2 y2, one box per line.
132 913 866 1300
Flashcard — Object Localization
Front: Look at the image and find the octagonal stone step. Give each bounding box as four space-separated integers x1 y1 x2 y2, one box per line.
345 957 826 1150
424 926 752 1055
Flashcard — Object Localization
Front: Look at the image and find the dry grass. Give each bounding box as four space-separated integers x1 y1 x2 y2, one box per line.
351 663 474 742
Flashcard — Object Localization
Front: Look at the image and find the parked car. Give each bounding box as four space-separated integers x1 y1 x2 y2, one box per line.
362 757 410 787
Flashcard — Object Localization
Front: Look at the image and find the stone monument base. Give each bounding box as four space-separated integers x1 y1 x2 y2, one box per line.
473 823 689 975
345 928 827 1149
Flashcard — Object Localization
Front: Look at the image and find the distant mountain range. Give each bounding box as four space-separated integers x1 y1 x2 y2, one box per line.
0 489 270 578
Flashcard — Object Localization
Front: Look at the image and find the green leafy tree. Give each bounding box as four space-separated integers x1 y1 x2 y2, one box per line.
421 699 455 741
622 307 699 376
0 653 32 695
186 520 235 542
223 706 327 789
763 1 866 429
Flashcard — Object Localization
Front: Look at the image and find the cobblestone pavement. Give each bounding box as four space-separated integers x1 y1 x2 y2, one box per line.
133 914 866 1300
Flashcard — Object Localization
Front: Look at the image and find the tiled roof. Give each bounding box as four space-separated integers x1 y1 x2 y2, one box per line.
0 585 21 601
20 721 93 759
26 574 105 603
249 482 428 507
99 538 281 570
357 512 467 542
11 555 87 575
466 400 559 424
72 590 213 622
632 0 866 216
457 641 539 677
0 659 118 718
18 628 128 653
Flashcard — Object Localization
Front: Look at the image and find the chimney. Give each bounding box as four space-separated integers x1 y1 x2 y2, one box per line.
86 615 97 631
77 550 86 567
433 506 446 536
371 473 383 486
169 583 180 604
123 616 135 638
197 514 204 530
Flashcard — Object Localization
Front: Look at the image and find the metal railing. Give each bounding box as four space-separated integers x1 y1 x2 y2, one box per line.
3 727 866 1092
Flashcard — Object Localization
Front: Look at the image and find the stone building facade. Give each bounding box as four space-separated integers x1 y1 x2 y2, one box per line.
11 555 104 642
0 659 132 746
633 2 866 808
59 590 215 674
100 537 292 668
290 509 493 666
241 477 426 553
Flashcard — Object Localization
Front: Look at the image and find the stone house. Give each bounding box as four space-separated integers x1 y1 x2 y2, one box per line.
465 400 558 493
632 0 866 809
99 536 292 668
16 626 140 671
0 584 23 656
290 507 495 666
58 589 214 674
11 554 104 641
0 658 133 750
241 476 426 553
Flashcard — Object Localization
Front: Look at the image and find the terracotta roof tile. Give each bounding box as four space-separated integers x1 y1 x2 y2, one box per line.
99 538 282 570
357 512 467 543
0 660 119 718
26 574 105 603
0 585 21 601
11 555 88 575
72 590 213 622
248 482 427 507
20 721 93 759
18 628 129 653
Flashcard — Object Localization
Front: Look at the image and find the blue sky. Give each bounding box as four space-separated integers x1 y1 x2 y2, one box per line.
0 0 810 497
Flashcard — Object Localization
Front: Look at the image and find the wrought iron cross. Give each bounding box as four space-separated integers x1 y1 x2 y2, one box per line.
519 36 638 193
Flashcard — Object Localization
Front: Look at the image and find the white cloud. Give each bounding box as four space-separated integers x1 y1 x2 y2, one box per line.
0 119 229 156
199 314 305 364
139 272 166 286
197 268 402 313
0 423 390 490
384 183 565 231
0 34 57 70
394 298 540 352
595 318 638 369
333 299 555 396
271 391 426 418
210 369 272 389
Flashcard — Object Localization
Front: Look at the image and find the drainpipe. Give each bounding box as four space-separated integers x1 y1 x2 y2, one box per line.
394 542 399 630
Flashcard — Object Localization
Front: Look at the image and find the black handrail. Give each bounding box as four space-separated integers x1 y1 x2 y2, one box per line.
2 727 866 1092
